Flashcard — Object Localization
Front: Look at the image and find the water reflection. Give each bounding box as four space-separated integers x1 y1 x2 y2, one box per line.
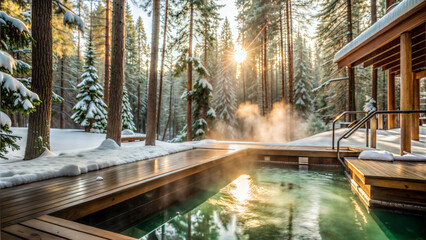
124 168 425 240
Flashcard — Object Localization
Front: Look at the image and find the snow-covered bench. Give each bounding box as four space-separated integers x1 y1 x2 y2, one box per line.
121 129 146 142
121 135 146 142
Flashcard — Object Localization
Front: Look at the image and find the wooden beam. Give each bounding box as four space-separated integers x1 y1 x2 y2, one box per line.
371 40 425 69
387 71 396 129
381 56 401 70
389 55 426 73
416 70 426 78
400 32 413 155
353 39 399 67
370 49 400 68
412 74 420 141
412 61 426 72
337 4 426 69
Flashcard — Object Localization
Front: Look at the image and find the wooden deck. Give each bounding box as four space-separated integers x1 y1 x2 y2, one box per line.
2 215 136 240
1 145 361 239
345 157 426 211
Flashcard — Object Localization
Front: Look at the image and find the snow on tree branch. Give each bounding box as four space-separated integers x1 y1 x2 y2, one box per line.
0 50 16 74
312 77 348 92
0 72 40 104
0 111 12 128
63 11 84 32
55 0 84 32
0 11 29 33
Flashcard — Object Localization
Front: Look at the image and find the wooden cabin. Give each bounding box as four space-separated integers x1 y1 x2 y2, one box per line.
333 0 426 155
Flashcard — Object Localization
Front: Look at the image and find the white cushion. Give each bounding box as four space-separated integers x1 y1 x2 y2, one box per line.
394 153 426 162
358 150 394 161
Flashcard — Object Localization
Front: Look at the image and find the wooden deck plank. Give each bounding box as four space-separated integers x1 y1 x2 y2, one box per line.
20 219 107 240
2 224 67 240
1 145 361 230
38 216 137 240
1 231 23 240
1 149 236 226
2 149 236 216
346 159 426 182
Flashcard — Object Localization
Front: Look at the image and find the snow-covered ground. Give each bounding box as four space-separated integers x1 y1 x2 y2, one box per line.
1 127 424 189
287 127 426 156
0 128 213 188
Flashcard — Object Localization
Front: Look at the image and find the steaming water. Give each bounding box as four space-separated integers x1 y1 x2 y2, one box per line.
122 167 425 240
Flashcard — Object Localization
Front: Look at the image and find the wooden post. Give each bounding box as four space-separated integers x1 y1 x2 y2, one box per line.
378 115 384 129
387 70 396 129
412 73 420 141
347 0 356 120
400 32 413 155
370 116 377 148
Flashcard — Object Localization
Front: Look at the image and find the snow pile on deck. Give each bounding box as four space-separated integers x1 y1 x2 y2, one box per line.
286 127 426 156
0 128 213 188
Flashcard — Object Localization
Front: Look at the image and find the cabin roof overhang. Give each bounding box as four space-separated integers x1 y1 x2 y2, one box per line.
333 0 426 73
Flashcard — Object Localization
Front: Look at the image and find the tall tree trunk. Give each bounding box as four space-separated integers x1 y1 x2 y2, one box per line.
202 29 208 121
186 5 194 141
242 28 246 103
162 73 173 141
145 0 161 145
25 0 52 160
136 23 142 133
60 55 66 129
106 0 126 145
156 0 169 138
347 0 356 118
261 43 265 115
286 0 294 140
279 9 286 105
104 0 111 105
263 23 269 115
77 0 81 84
137 82 141 132
371 0 377 108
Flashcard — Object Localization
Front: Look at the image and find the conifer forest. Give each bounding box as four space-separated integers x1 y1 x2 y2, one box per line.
0 0 421 159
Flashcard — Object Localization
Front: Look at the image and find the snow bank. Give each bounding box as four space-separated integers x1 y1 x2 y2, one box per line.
0 138 213 188
358 150 394 161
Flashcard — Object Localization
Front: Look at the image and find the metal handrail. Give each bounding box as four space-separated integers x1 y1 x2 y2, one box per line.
332 111 367 149
336 109 426 167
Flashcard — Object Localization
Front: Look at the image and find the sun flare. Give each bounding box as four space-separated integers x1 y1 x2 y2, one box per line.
234 48 247 63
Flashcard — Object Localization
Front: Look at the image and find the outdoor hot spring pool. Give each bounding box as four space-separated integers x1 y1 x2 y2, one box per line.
121 166 425 240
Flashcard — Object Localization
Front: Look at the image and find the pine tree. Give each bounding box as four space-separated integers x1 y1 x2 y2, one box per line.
71 33 108 133
122 86 136 131
0 11 40 159
293 33 313 119
191 59 215 140
213 19 238 139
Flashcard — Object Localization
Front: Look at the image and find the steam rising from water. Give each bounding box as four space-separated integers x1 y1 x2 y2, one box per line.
213 102 307 142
